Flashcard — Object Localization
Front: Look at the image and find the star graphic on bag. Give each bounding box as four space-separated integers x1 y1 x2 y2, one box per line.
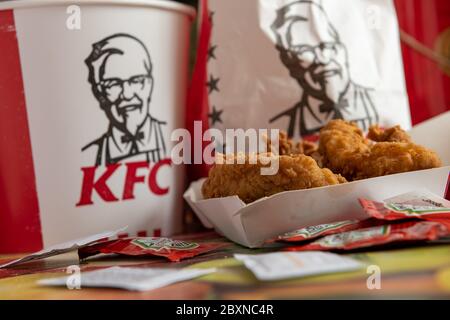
206 74 220 94
208 105 223 125
208 44 217 61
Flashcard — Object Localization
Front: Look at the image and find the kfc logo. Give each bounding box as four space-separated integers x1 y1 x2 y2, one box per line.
77 34 170 206
83 33 166 165
270 1 379 136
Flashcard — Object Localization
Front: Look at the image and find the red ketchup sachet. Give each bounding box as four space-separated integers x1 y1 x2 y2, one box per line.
277 219 385 243
359 190 450 229
284 220 448 252
78 237 228 262
282 190 450 251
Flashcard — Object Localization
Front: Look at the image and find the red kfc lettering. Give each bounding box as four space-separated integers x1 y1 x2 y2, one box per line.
148 158 171 195
76 164 121 206
123 161 149 200
76 159 171 206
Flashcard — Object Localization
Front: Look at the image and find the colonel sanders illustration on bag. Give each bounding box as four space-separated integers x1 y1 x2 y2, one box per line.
270 1 379 135
203 0 410 139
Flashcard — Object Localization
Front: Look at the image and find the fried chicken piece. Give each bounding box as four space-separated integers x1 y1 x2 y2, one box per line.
202 153 347 203
318 120 370 179
368 124 411 142
266 131 318 156
266 131 302 155
360 142 442 179
319 120 442 181
297 140 318 156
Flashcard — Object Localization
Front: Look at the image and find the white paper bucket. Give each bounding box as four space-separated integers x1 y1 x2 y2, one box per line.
0 0 195 253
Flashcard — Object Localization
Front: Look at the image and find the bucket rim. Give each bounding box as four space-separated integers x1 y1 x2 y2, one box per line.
0 0 196 19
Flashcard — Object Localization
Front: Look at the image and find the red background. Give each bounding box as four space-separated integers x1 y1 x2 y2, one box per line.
395 0 450 124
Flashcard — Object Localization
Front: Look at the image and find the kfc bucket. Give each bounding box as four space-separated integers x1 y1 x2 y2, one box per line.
0 0 195 253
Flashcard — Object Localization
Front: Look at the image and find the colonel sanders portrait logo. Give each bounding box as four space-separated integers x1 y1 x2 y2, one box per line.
82 34 166 165
270 0 379 136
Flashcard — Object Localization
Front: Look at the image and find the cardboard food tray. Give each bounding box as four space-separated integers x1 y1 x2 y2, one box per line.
184 112 450 248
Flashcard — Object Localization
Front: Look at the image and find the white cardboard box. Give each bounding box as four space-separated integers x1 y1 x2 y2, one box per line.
184 112 450 248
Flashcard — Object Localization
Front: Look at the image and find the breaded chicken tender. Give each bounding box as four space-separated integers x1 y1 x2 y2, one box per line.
361 142 442 178
266 130 323 167
202 153 347 203
265 131 318 156
367 124 412 142
319 120 442 180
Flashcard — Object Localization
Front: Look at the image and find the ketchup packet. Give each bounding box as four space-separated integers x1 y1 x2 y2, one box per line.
285 221 449 252
79 237 228 262
277 219 384 243
359 190 450 229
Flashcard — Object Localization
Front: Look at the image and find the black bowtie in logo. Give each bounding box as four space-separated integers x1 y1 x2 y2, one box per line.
319 98 349 113
121 131 145 144
121 131 145 155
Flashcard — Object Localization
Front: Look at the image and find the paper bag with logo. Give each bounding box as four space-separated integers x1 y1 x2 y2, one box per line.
191 0 410 146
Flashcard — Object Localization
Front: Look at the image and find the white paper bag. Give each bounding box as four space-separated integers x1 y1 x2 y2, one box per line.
205 0 410 138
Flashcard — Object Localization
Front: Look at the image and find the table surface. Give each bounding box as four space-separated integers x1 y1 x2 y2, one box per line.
1 231 450 299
